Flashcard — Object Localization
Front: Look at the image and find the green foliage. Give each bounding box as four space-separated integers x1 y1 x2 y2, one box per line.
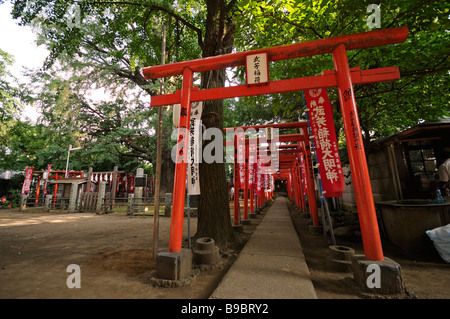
1 0 448 172
0 189 21 209
232 0 449 144
0 47 32 143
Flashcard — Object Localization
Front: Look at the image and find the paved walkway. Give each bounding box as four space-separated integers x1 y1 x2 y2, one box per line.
210 196 317 299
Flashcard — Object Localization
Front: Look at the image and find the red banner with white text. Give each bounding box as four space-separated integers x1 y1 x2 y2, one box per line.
305 88 344 197
21 167 34 195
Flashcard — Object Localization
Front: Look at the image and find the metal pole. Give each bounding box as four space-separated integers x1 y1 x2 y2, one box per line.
187 189 191 249
332 44 383 261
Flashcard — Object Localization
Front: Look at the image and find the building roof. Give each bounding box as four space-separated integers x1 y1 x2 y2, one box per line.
49 177 87 185
373 117 450 145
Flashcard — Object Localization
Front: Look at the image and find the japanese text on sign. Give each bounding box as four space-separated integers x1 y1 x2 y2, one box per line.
246 53 269 85
305 88 345 197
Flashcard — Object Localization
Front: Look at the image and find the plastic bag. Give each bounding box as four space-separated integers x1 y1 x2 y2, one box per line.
426 224 450 263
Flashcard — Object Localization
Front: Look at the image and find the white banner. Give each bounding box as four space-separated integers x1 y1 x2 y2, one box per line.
187 102 203 195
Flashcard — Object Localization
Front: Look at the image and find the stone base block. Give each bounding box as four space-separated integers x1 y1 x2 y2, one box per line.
242 219 251 225
249 213 257 219
193 237 221 266
193 247 221 265
351 254 403 295
326 245 355 273
156 249 192 281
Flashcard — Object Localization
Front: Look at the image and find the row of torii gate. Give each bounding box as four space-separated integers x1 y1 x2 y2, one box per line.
223 122 319 229
142 26 409 262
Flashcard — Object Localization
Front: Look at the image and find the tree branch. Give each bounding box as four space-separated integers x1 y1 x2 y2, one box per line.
255 13 323 39
386 0 437 28
114 145 153 161
85 1 204 49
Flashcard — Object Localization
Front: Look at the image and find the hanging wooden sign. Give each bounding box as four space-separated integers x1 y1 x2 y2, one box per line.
245 52 269 86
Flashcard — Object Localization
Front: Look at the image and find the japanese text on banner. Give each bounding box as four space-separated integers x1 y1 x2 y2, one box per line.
305 88 344 197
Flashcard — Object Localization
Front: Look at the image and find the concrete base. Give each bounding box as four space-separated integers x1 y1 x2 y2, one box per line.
351 254 403 295
326 245 355 273
193 237 221 266
156 249 192 281
249 213 257 219
242 219 251 225
232 225 243 233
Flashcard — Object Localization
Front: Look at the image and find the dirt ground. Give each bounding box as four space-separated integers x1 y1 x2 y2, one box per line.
0 197 449 299
0 205 260 299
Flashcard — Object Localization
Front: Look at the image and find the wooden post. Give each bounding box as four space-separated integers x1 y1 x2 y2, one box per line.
83 168 93 211
44 195 52 211
153 24 166 259
111 166 118 207
35 176 41 204
97 181 106 214
68 182 78 213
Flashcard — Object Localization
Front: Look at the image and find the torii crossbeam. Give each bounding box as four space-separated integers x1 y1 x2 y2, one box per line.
143 27 408 261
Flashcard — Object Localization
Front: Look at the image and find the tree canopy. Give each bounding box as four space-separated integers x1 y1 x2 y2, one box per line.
2 0 448 167
231 0 449 143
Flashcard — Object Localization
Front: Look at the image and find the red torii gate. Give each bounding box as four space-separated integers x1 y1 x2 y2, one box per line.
142 27 408 261
224 122 319 227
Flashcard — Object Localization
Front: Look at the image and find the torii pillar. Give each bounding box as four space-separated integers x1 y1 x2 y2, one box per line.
333 44 383 261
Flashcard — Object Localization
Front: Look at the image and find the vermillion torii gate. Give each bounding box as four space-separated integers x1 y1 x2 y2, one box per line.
143 27 408 261
223 122 319 227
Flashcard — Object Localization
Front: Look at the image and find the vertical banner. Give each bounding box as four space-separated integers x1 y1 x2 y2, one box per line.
43 164 52 196
21 167 34 195
256 159 264 195
304 88 344 197
265 127 274 141
299 154 308 194
248 143 257 189
237 130 246 189
187 101 203 195
266 127 279 174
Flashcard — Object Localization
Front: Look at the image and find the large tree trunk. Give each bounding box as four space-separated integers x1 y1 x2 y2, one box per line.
195 0 236 247
159 141 175 197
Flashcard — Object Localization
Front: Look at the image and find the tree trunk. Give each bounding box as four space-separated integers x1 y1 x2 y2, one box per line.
197 71 235 247
159 128 175 197
195 0 236 247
